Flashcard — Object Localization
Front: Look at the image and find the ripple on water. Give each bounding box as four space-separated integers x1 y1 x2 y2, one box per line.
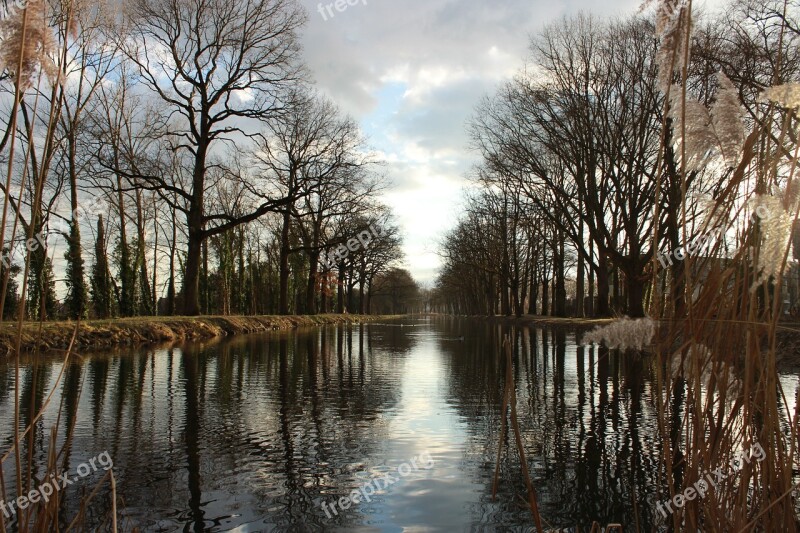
1 318 772 531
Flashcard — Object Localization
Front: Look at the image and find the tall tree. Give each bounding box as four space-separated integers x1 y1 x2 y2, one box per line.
118 0 306 315
58 0 118 319
91 215 113 318
253 93 372 314
64 221 87 318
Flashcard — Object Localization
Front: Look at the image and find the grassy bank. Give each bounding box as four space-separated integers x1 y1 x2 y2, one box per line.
0 314 401 353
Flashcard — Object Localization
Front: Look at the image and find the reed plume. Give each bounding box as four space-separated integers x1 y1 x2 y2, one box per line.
0 0 57 87
581 317 655 351
649 0 800 529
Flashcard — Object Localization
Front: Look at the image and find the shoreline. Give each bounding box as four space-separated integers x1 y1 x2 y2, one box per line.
447 313 800 371
451 314 615 329
0 314 402 354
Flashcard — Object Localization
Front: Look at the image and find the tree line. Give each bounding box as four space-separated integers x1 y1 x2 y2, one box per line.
0 0 413 320
433 0 800 318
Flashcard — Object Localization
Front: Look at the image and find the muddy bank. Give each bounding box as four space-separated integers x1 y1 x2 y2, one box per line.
457 313 800 372
458 313 614 331
0 314 400 353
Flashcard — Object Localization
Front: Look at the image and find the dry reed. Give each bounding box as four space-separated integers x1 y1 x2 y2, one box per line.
0 1 121 531
646 0 800 530
492 335 545 532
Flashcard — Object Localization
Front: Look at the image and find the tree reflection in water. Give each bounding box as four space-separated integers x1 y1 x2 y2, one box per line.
0 318 708 530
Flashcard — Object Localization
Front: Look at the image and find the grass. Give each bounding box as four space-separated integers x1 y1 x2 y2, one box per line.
0 314 403 353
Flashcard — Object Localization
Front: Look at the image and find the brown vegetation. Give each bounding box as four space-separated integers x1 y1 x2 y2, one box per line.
0 313 397 353
440 0 800 529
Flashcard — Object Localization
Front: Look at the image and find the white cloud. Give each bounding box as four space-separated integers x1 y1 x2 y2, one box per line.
300 0 644 284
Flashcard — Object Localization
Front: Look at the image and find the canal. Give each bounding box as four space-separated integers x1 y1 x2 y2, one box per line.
2 316 797 531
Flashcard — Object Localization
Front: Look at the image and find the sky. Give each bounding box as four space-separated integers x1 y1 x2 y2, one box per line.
298 0 642 287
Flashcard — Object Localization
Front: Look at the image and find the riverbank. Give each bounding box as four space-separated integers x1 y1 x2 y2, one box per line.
456 313 800 371
456 314 614 330
0 314 400 353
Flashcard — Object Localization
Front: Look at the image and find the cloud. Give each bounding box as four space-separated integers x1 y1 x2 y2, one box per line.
300 0 642 284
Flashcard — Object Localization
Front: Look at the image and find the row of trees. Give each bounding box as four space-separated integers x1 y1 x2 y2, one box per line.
0 0 409 319
434 0 800 318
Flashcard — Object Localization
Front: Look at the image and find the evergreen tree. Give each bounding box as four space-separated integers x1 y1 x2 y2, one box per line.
64 220 88 318
91 216 114 319
131 236 154 316
0 248 20 320
114 236 136 316
28 237 58 320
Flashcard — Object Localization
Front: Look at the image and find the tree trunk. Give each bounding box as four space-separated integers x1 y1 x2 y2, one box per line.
500 271 510 316
135 190 153 315
595 253 610 317
487 273 496 316
248 251 257 315
182 140 208 316
236 231 245 314
541 278 549 317
117 175 134 317
279 206 291 315
305 251 319 315
588 265 595 317
555 235 566 317
520 259 529 317
202 240 210 314
576 215 585 318
167 208 177 315
320 270 329 314
366 277 373 314
337 262 345 313
182 228 202 316
152 195 159 316
626 268 646 318
359 276 366 314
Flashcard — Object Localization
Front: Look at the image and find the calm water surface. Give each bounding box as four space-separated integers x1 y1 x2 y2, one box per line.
2 317 797 531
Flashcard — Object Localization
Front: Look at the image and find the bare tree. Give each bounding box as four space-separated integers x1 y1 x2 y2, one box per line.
470 15 663 317
252 92 374 314
118 0 306 315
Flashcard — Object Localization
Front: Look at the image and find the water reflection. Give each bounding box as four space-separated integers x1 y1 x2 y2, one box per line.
0 317 748 531
430 319 662 529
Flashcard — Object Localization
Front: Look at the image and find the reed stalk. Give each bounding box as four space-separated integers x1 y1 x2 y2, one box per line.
646 0 800 529
0 1 121 530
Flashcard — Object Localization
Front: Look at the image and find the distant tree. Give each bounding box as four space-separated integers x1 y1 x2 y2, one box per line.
369 269 419 315
471 15 662 317
254 93 374 315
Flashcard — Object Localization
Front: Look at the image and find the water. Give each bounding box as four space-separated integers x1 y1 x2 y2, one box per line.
1 317 792 531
